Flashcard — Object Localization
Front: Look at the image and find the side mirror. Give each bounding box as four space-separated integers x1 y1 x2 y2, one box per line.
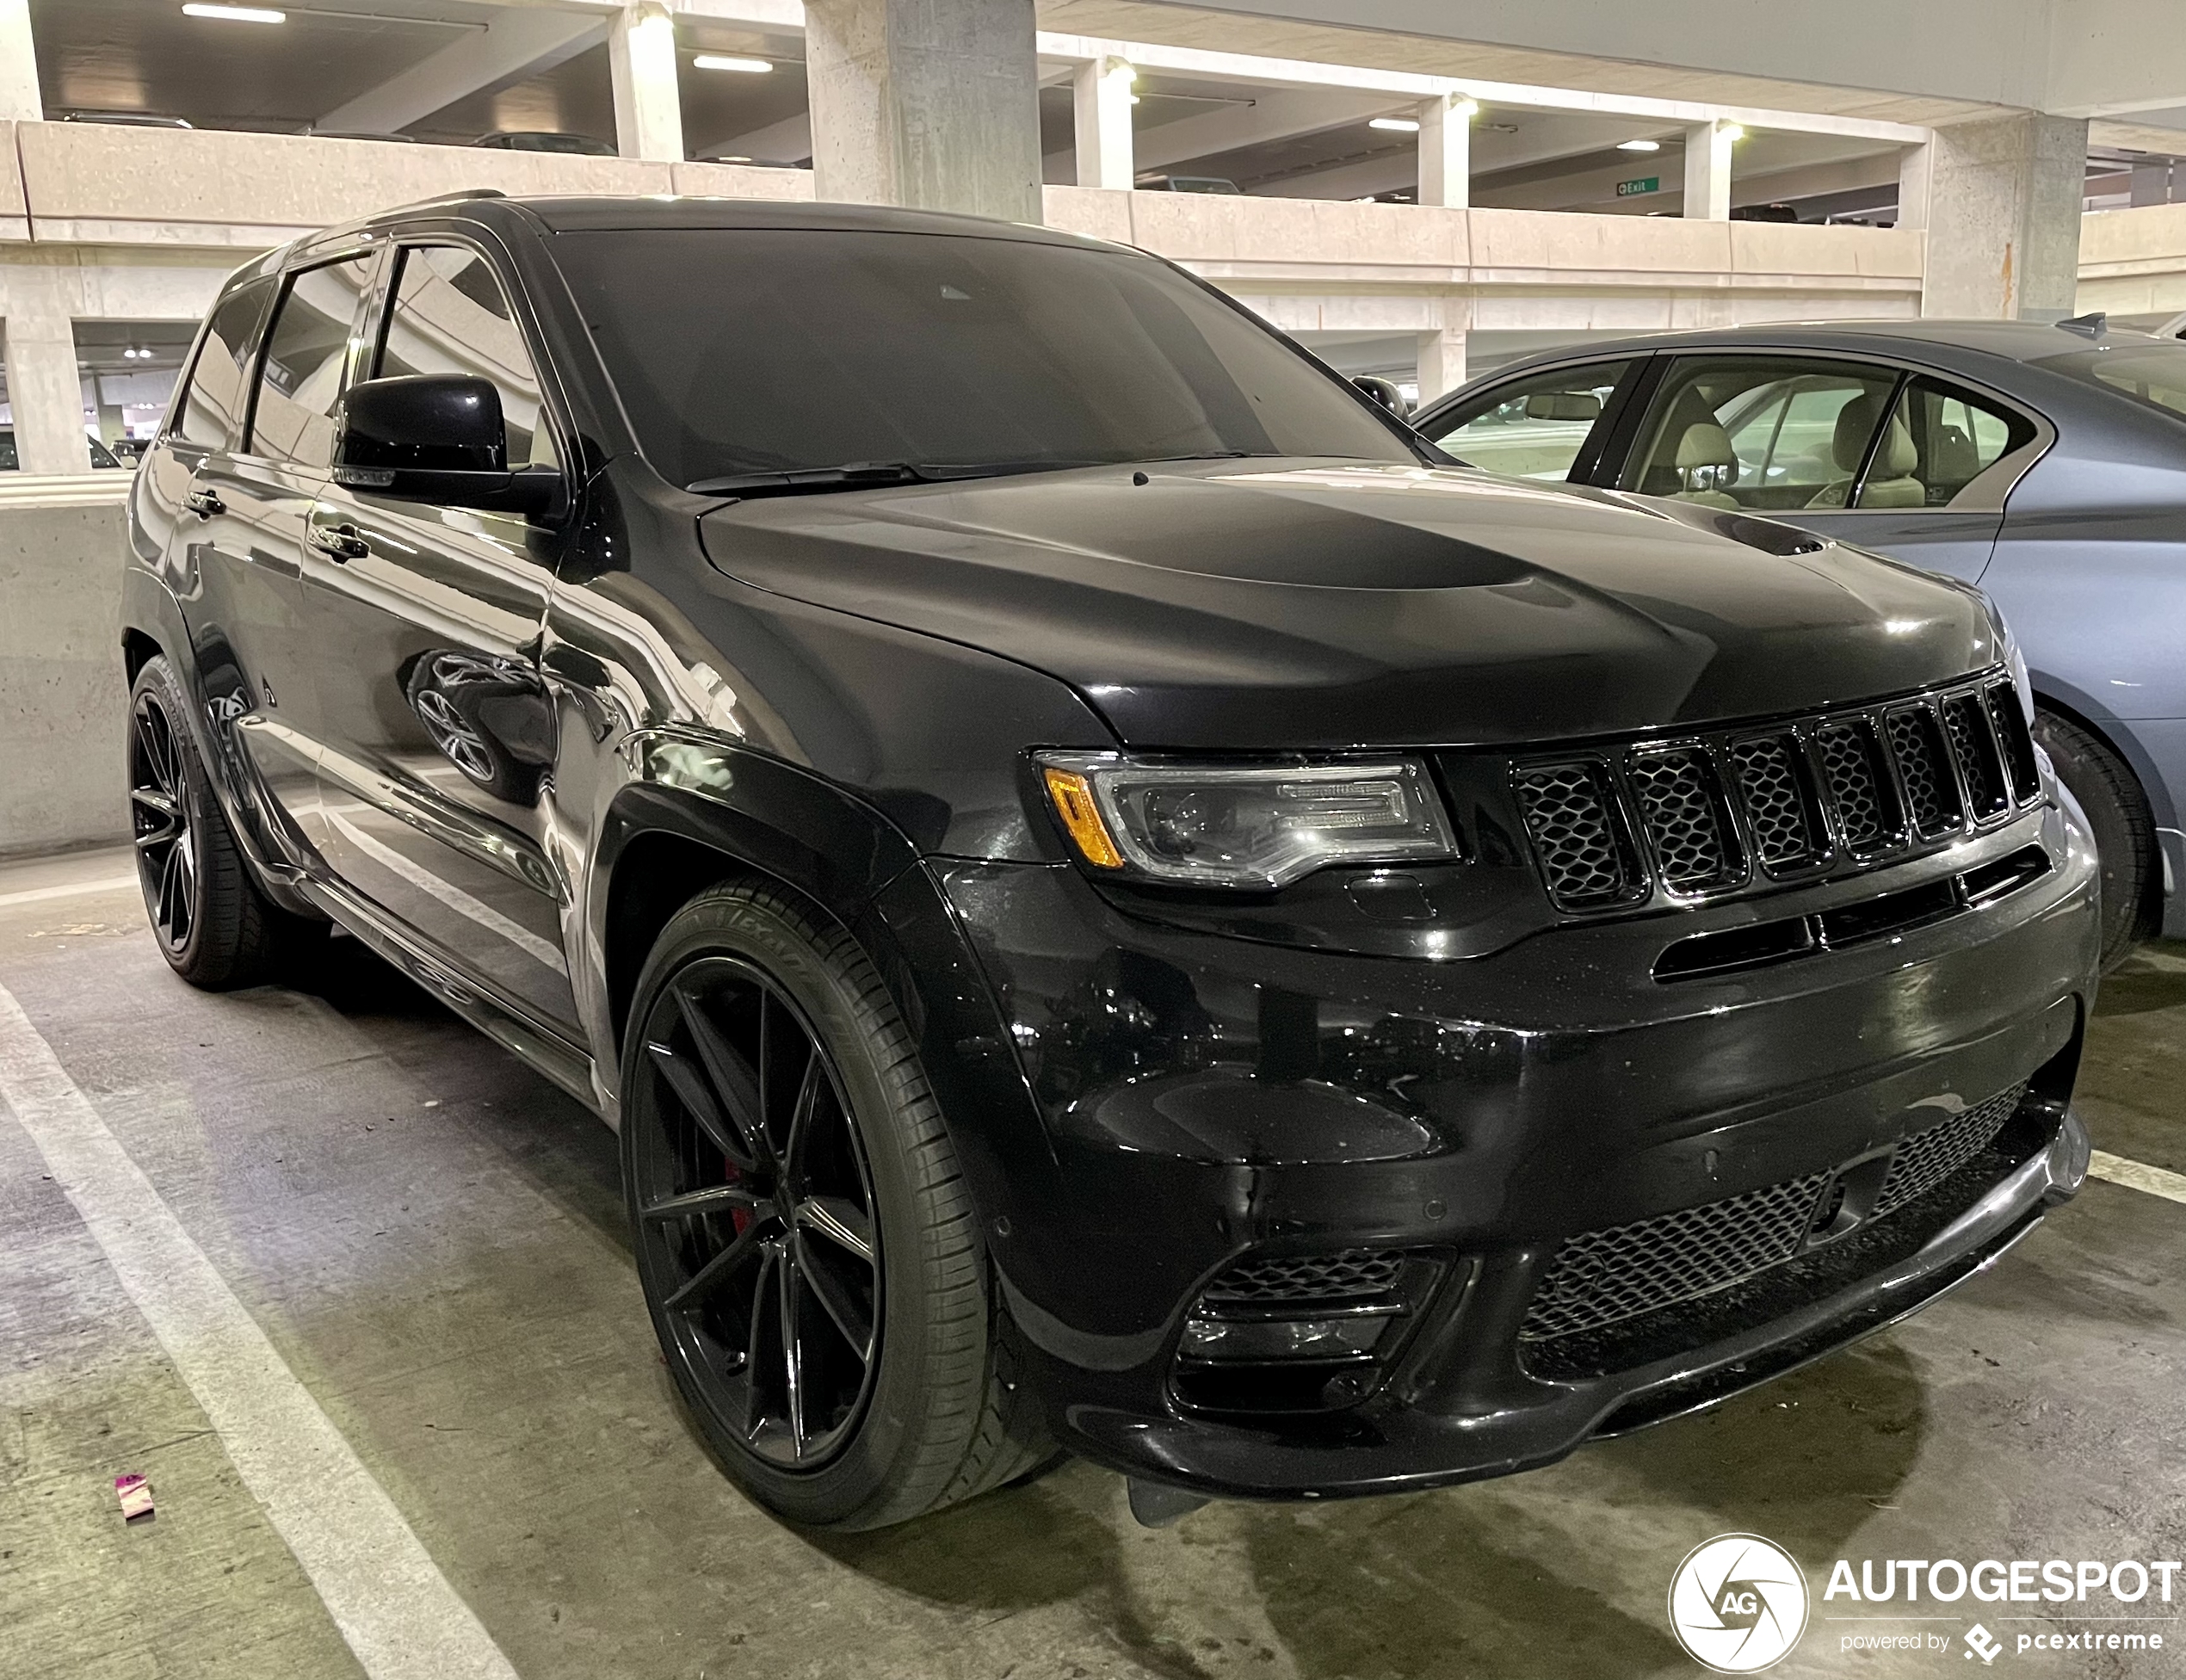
332 374 563 520
1352 374 1412 417
1523 392 1602 423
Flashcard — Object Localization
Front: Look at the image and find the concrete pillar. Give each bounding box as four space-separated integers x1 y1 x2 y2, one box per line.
1920 114 2087 320
1072 55 1134 191
1683 120 1736 220
1417 93 1472 210
1416 327 1467 404
1896 140 1933 230
0 0 40 122
2130 159 2172 208
608 2 683 163
806 0 1041 223
5 313 87 476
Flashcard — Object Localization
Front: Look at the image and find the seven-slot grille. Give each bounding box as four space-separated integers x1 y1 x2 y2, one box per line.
1520 1084 2027 1345
1509 675 2041 912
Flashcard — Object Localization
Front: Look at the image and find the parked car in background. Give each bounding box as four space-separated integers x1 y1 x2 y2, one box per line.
1136 175 1242 193
471 130 616 156
1416 319 2186 965
121 196 2096 1532
0 429 127 470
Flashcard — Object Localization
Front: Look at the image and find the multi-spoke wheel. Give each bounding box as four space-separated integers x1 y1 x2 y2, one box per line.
622 880 1053 1529
130 685 197 954
127 656 326 988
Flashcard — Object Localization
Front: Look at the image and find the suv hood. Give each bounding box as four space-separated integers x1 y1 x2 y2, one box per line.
696 460 2001 750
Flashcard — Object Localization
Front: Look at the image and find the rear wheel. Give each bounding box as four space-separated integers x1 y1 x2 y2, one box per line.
127 656 324 988
2034 708 2158 971
621 880 1050 1529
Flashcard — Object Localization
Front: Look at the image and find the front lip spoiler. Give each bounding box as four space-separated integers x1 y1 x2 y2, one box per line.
1064 1109 2090 1501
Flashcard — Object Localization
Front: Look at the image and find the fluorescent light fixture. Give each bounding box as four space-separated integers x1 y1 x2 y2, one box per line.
182 3 286 19
720 154 753 163
1451 97 1479 120
1617 138 1661 152
692 53 771 72
1128 94 1140 104
1720 122 1746 142
1369 116 1420 133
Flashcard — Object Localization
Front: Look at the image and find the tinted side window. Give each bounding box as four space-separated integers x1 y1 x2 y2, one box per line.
1622 358 1899 511
1430 361 1630 481
375 245 555 470
1858 375 2035 508
174 276 275 451
249 254 375 469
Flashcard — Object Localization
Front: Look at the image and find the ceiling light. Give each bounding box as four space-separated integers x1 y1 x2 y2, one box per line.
1617 139 1661 152
692 54 771 72
1720 123 1746 142
182 3 286 20
720 154 752 163
1450 98 1479 120
1369 116 1421 133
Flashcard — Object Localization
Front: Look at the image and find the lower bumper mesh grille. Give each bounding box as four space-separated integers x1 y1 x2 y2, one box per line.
1522 1084 2027 1348
1201 1248 1406 1304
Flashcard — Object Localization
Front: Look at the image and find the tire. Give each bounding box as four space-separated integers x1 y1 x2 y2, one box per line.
620 880 1050 1529
2034 707 2158 971
127 656 326 989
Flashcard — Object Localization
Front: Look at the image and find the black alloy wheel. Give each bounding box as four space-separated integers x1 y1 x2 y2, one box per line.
130 685 196 953
630 956 882 1469
621 882 1053 1529
126 655 327 989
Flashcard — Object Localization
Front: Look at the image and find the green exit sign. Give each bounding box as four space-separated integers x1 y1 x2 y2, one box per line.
1616 176 1660 197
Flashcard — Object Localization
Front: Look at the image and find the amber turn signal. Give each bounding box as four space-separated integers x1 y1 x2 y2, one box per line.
1042 766 1124 868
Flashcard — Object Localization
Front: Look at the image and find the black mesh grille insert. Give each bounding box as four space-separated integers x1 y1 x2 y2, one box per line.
1515 763 1629 908
1942 693 2009 819
1985 682 2042 806
1816 720 1896 851
1886 706 1963 837
1522 1085 2029 1345
1874 1084 2024 1216
1629 750 1736 890
1731 734 1822 870
1201 1249 1406 1304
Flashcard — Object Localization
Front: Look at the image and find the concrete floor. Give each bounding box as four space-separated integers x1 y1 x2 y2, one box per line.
0 845 2182 1680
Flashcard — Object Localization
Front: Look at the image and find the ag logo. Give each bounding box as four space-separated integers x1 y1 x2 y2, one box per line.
1668 1533 1810 1672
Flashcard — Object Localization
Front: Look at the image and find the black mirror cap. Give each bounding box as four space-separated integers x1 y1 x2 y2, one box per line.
339 374 505 472
1352 375 1411 417
334 374 564 520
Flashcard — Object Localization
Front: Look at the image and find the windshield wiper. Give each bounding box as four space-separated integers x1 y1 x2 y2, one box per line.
687 460 1096 497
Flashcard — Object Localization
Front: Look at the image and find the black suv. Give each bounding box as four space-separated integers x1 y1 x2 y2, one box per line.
123 193 2098 1530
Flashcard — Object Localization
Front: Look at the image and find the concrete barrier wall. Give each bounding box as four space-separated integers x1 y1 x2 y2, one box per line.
0 502 129 856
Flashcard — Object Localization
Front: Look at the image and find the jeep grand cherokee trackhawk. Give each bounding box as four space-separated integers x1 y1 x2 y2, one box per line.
121 192 2098 1530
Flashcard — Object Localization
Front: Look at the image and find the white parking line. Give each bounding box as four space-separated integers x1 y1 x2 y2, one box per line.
2090 1149 2186 1207
0 874 139 909
0 979 522 1680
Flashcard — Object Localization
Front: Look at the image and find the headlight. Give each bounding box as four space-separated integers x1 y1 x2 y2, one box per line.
1035 752 1457 888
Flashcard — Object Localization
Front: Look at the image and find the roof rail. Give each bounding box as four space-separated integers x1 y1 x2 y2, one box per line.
380 188 510 214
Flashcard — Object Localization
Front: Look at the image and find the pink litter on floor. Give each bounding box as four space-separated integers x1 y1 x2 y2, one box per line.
115 1474 153 1522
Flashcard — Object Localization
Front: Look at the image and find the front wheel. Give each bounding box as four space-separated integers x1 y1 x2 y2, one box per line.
621 880 1051 1529
2034 708 2158 971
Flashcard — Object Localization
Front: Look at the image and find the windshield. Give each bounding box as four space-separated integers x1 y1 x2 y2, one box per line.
548 227 1415 489
2036 342 2186 424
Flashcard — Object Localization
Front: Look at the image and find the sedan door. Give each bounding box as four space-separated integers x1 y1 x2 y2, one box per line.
1612 354 2035 586
296 239 580 1041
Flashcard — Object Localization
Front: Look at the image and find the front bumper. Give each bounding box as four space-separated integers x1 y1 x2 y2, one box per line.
903 795 2100 1499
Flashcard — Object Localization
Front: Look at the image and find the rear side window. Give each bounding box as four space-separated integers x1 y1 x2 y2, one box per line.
1429 361 1629 481
173 276 275 451
248 253 375 469
2037 343 2186 423
1621 357 1900 511
1856 376 2035 508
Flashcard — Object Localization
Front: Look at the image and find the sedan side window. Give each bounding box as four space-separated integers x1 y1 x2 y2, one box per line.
1857 376 2035 508
1622 358 1899 511
1430 361 1630 482
375 244 556 472
248 254 376 469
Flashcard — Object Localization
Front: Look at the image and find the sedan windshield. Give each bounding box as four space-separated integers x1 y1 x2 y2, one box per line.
548 227 1416 490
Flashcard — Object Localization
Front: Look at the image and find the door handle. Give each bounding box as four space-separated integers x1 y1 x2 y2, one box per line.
306 520 369 563
184 489 224 520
